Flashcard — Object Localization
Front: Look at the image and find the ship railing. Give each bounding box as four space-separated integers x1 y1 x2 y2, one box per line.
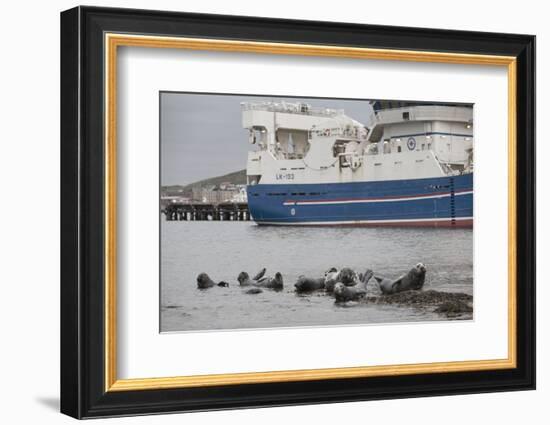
241 101 344 117
374 105 473 124
309 126 368 140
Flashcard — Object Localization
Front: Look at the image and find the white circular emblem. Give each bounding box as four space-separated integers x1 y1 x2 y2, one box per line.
407 137 416 150
290 208 296 216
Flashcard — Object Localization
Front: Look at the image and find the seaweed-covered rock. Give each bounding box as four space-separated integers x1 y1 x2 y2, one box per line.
366 289 472 306
434 300 473 317
364 289 473 318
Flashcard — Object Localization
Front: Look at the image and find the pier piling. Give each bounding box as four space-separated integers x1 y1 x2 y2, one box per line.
162 202 250 222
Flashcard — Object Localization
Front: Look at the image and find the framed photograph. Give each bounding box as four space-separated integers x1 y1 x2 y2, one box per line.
60 6 535 419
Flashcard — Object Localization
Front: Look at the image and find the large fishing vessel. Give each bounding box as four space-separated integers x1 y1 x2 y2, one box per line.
242 100 473 227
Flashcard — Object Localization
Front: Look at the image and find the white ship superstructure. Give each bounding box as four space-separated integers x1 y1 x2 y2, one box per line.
367 104 474 174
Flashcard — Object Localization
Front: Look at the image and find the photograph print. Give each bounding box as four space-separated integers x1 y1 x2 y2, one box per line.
160 92 474 332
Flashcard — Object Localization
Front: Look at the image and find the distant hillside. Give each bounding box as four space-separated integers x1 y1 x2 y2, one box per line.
162 169 246 194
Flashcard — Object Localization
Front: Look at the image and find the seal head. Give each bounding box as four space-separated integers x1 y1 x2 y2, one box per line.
196 272 216 289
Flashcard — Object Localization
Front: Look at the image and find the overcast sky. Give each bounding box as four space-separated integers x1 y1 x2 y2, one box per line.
160 92 377 186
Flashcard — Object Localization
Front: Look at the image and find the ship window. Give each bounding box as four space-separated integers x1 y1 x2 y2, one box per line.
428 143 432 149
397 146 402 153
421 143 425 150
366 144 379 155
402 112 410 120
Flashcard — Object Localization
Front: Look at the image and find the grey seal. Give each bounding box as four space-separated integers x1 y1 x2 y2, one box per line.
245 287 263 295
375 263 427 295
196 272 229 289
237 271 257 286
257 272 284 290
238 269 268 286
324 267 360 293
334 269 373 302
238 270 283 290
338 267 357 285
294 276 325 293
324 267 340 293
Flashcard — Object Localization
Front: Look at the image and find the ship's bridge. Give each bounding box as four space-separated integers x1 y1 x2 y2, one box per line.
366 104 474 173
368 105 473 142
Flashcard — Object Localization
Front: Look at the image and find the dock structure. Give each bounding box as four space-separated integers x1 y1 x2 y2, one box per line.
163 202 250 222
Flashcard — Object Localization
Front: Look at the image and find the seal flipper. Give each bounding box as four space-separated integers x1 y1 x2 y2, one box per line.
391 277 403 293
361 269 374 284
217 281 229 287
375 275 396 295
252 268 266 281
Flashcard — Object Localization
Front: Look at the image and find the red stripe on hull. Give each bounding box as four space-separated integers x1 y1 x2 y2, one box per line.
354 219 474 228
285 188 473 205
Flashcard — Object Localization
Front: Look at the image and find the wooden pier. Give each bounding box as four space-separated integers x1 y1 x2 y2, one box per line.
163 202 250 221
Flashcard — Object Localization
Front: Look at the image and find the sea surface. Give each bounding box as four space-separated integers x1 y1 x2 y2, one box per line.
160 221 473 332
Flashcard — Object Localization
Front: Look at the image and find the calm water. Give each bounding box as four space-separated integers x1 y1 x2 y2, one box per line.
160 221 473 332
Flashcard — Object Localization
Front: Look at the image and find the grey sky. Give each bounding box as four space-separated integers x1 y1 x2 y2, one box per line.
160 92 377 186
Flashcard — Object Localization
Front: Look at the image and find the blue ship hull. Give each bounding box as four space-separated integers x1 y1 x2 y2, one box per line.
247 174 473 227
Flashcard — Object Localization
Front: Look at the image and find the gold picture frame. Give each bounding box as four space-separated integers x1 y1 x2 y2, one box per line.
105 34 517 392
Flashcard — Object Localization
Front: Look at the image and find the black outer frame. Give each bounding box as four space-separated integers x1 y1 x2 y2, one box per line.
60 6 536 419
